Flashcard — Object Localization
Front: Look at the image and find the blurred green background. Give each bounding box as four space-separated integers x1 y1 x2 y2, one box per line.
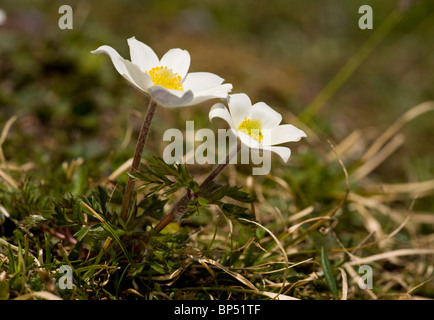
1 0 433 185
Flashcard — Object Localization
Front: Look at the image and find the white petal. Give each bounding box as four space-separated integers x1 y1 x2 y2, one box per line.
127 37 159 72
251 102 282 129
148 86 194 108
91 45 152 92
186 83 233 106
193 83 233 97
262 124 307 146
227 93 252 129
209 103 234 128
123 60 154 91
182 72 224 92
262 146 292 162
159 48 190 79
237 131 262 149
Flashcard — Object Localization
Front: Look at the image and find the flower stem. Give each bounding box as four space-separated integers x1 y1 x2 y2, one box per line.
120 99 158 223
153 142 242 233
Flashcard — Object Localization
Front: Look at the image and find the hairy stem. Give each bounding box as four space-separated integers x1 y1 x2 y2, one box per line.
120 99 158 223
153 142 242 233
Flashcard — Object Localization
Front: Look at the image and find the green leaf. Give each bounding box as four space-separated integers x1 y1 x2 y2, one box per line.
133 157 199 198
321 246 339 299
200 183 255 204
219 203 257 229
152 249 166 262
97 185 109 214
72 201 85 224
74 226 91 242
197 197 209 207
81 201 131 263
137 195 168 218
21 214 47 228
224 186 256 203
6 245 16 274
151 263 166 274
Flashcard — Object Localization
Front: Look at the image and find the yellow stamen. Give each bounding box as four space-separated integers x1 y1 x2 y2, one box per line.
146 66 183 91
238 117 263 142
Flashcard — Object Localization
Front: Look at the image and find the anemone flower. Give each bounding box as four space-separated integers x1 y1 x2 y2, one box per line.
209 93 306 162
91 37 232 108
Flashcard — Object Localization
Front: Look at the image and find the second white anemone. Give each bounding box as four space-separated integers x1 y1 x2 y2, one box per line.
91 37 233 108
209 93 306 162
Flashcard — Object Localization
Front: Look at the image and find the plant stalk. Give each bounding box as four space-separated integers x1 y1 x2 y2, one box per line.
120 99 158 223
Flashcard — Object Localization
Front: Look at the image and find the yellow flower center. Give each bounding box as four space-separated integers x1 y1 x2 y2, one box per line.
238 117 263 142
146 66 183 91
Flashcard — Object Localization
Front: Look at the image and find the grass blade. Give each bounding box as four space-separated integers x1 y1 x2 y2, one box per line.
321 246 338 299
80 201 132 263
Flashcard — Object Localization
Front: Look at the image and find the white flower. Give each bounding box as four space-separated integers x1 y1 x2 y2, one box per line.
209 93 306 162
91 37 232 108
